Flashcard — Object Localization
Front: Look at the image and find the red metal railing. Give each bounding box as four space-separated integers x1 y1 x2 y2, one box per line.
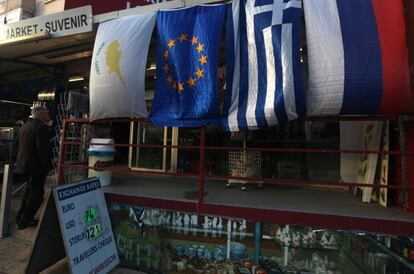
55 116 414 233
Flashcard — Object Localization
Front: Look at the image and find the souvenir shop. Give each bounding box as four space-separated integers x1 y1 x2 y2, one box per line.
53 1 413 273
1 0 414 273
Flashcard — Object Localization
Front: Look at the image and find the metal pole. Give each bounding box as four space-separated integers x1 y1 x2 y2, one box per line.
198 127 206 207
0 164 14 238
398 116 409 210
283 225 290 267
56 119 68 185
242 133 247 190
226 218 232 260
253 222 261 264
12 182 26 197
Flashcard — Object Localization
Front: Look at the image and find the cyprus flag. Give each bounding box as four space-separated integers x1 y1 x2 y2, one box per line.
89 13 156 120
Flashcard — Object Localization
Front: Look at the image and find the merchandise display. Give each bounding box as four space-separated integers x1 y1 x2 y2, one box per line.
108 203 414 274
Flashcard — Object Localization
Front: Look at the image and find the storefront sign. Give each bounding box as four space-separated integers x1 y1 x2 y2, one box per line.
65 0 167 15
0 8 24 25
0 6 92 41
54 178 119 274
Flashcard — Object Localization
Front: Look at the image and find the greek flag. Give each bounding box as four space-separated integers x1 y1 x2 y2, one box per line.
223 0 305 131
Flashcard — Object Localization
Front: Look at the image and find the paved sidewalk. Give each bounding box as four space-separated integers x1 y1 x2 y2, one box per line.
0 176 144 274
0 178 40 274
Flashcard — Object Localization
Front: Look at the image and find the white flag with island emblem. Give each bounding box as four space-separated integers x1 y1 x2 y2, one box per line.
89 13 156 121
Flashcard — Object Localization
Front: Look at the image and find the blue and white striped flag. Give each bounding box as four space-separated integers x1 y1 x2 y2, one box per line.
223 0 305 131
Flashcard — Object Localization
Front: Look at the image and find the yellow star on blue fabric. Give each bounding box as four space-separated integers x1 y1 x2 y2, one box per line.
162 33 208 93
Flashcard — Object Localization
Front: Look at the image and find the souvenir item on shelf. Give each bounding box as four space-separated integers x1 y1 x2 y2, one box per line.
204 249 212 262
212 217 218 229
276 228 282 240
184 214 190 227
320 231 329 247
176 213 183 227
165 213 171 226
177 260 186 271
239 219 247 232
171 212 177 226
302 234 309 247
147 209 162 225
239 267 251 274
191 215 198 228
308 229 316 246
230 242 247 260
233 221 238 231
283 234 291 247
203 216 211 230
213 246 226 262
217 217 223 230
328 234 337 248
292 232 301 247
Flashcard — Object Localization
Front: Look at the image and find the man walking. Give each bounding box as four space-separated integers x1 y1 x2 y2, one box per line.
15 106 53 230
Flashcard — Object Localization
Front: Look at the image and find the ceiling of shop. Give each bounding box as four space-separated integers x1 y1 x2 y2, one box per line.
0 31 96 78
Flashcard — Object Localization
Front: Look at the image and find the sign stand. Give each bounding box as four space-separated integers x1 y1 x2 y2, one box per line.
0 164 14 238
25 191 66 274
26 178 119 274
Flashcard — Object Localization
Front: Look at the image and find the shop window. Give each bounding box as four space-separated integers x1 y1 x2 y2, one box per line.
128 121 178 173
108 203 414 274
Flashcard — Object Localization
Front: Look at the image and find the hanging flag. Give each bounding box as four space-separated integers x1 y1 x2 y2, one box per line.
149 5 225 127
89 13 156 121
304 0 411 116
223 0 306 132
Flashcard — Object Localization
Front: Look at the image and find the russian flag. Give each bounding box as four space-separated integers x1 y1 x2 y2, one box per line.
304 0 411 116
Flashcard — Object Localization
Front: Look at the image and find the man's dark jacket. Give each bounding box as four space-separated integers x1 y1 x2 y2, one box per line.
15 118 53 175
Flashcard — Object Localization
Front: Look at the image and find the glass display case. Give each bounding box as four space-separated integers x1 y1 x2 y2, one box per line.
108 203 414 274
109 203 253 273
261 224 414 273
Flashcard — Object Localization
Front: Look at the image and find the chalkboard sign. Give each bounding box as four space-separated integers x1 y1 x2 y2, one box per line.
54 177 119 274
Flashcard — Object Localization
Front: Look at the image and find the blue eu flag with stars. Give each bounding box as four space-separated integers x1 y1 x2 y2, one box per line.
149 5 225 127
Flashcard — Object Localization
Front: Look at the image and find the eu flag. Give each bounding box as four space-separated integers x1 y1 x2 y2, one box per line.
149 5 225 127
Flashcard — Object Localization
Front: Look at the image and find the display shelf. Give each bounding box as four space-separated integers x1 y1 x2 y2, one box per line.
160 230 226 245
109 202 414 273
104 173 414 234
163 225 253 238
268 235 339 252
364 235 414 271
159 230 277 250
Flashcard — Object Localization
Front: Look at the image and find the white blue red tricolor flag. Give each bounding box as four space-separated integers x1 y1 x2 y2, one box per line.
223 0 306 131
304 0 411 116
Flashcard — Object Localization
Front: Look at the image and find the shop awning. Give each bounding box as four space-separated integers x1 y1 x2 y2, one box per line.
0 31 96 78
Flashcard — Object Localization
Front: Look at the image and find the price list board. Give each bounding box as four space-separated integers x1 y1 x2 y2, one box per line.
54 178 119 274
